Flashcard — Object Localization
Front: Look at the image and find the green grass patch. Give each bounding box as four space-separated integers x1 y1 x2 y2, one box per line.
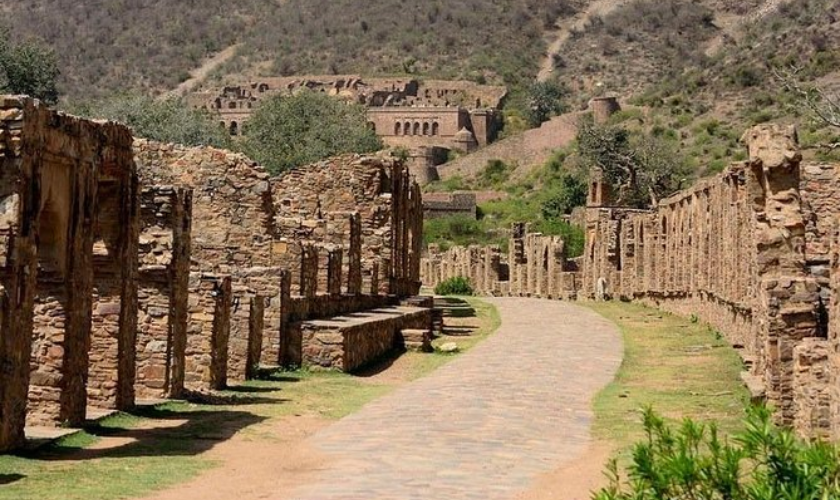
586 302 749 456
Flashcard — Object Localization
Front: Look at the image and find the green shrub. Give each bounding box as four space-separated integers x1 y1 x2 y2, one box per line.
242 91 382 174
434 276 474 296
595 405 840 500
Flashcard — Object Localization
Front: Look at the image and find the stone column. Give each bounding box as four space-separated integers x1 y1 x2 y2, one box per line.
743 124 819 426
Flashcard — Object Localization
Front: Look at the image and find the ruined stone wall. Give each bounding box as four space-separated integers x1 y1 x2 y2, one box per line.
271 154 422 297
580 125 830 433
0 97 136 449
420 228 577 300
135 186 192 399
134 141 276 385
801 163 839 305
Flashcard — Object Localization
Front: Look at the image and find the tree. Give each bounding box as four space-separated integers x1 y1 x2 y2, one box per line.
70 94 232 149
527 81 568 127
775 65 840 149
242 91 383 174
540 173 586 220
576 118 690 208
0 29 60 104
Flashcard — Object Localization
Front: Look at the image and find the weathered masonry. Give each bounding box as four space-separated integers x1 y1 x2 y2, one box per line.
0 96 433 453
421 224 579 301
421 123 840 441
0 97 137 450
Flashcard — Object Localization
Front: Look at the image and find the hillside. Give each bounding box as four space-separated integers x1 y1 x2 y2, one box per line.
3 0 584 101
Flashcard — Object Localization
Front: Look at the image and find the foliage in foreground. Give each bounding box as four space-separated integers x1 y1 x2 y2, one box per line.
69 94 232 149
596 406 840 500
434 276 474 296
242 91 382 175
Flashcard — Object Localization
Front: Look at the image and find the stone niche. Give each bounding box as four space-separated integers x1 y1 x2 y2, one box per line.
0 97 136 451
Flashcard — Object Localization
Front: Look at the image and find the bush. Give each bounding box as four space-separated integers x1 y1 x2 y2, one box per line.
434 276 474 296
595 405 840 500
69 94 232 149
0 28 59 104
242 91 382 174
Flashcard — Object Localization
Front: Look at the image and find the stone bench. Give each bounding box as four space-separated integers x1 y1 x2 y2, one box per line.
300 306 433 372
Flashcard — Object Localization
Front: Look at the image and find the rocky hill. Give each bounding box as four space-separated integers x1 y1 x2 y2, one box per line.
3 0 584 101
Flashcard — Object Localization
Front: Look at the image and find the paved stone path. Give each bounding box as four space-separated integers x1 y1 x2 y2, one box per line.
285 298 623 500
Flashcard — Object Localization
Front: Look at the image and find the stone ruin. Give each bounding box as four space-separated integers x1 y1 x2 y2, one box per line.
0 96 431 453
421 223 579 300
421 122 840 441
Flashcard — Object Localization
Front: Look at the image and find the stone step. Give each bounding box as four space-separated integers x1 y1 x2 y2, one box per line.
401 329 433 352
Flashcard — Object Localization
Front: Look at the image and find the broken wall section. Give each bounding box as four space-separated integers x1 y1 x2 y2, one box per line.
271 154 422 297
134 141 275 386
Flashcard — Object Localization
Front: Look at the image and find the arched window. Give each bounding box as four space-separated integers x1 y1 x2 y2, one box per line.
422 122 430 136
230 121 239 136
432 122 439 136
413 122 420 135
394 122 402 135
219 121 226 129
214 98 222 109
367 121 376 133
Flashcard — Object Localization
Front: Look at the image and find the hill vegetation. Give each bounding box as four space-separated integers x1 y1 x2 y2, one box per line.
2 0 585 101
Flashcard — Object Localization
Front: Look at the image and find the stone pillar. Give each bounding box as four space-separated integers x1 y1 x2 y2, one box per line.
89 166 140 412
185 274 232 392
743 124 819 426
347 213 363 295
327 247 343 296
246 295 265 380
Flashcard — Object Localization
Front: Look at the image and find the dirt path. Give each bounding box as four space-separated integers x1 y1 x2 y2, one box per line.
165 44 240 98
536 0 631 82
282 298 622 500
134 299 622 500
704 0 793 56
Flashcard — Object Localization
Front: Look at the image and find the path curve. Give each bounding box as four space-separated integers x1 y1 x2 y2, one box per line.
284 298 623 500
537 0 631 82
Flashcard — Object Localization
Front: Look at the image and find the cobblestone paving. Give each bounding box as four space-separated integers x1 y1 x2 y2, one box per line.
286 298 623 500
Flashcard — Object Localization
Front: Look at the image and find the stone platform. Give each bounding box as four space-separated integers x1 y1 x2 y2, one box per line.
300 306 433 371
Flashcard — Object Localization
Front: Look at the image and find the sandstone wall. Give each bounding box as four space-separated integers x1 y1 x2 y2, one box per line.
580 125 831 435
271 154 422 297
421 227 577 300
135 141 276 384
0 97 136 450
135 186 192 399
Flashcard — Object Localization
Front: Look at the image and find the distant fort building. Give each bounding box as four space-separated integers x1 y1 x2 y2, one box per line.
190 76 507 155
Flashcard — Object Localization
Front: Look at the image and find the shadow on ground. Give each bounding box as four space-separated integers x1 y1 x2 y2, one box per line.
0 474 25 485
18 405 267 463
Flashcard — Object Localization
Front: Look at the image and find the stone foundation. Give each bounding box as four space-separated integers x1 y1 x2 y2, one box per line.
300 306 433 371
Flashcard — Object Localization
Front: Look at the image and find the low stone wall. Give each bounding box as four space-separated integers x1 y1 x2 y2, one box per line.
300 306 433 372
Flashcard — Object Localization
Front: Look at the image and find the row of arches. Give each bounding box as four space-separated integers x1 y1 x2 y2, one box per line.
394 121 440 137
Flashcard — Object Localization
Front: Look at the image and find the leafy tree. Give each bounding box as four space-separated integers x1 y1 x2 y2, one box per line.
242 91 383 174
577 118 690 208
69 94 232 148
0 29 60 104
540 173 586 220
527 81 568 127
596 405 840 500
